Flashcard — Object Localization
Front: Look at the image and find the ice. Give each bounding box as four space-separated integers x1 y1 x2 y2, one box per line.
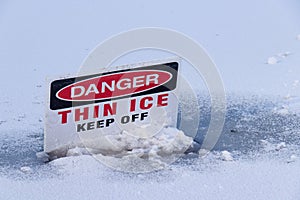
1 1 300 199
220 150 233 161
276 108 289 115
60 127 193 172
292 80 299 87
267 56 278 64
260 140 272 151
66 147 89 157
277 51 291 58
273 106 289 115
1 151 299 200
267 51 292 65
275 142 286 151
287 155 297 163
95 127 192 158
19 166 32 173
260 140 290 152
36 152 50 162
198 148 210 157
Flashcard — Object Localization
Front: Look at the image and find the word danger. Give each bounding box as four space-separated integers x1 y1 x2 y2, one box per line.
56 70 172 101
57 93 169 124
70 74 158 98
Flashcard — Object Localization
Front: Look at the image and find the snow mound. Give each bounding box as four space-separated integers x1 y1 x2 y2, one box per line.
105 127 193 156
63 127 193 172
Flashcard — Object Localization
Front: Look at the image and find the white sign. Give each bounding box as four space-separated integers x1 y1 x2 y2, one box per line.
45 60 180 156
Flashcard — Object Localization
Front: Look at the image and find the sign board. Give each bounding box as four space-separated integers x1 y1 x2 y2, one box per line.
45 61 180 155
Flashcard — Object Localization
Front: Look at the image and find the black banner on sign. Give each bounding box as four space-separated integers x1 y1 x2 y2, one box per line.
50 62 178 110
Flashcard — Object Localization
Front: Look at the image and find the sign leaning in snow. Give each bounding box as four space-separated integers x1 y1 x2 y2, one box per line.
45 61 179 154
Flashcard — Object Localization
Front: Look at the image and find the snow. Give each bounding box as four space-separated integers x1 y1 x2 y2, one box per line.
66 147 88 157
266 52 292 65
292 80 299 87
220 151 234 161
0 0 300 199
273 106 290 115
287 155 297 163
1 92 300 199
61 127 193 173
36 152 50 162
19 166 32 173
267 56 278 65
275 142 287 151
277 51 292 58
1 153 300 200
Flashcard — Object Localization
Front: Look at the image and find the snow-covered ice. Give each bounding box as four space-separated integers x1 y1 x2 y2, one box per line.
1 151 300 200
1 0 300 199
1 90 300 199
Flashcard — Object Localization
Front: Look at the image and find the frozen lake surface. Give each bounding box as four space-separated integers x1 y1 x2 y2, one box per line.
1 0 300 199
1 94 300 200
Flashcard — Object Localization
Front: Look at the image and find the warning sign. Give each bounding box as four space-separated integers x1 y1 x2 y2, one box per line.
45 61 180 154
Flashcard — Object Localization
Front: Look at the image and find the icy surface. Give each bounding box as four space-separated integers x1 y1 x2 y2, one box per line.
1 152 300 200
1 0 300 199
1 93 300 199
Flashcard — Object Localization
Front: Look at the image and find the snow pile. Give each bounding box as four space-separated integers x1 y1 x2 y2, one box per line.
297 34 300 41
105 127 192 156
65 127 193 172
